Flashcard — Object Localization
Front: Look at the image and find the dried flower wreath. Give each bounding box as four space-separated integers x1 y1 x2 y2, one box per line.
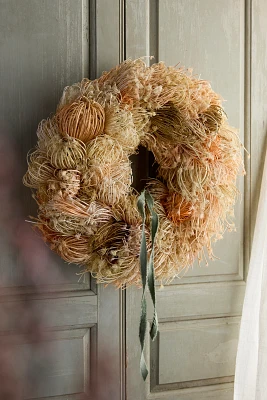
23 59 244 379
24 59 244 286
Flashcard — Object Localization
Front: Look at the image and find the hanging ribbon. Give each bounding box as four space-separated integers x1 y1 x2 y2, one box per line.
137 189 159 381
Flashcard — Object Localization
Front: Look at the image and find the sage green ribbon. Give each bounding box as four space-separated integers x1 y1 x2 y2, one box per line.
137 189 159 381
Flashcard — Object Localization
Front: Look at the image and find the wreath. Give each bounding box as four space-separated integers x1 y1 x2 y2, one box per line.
23 59 244 379
23 59 244 286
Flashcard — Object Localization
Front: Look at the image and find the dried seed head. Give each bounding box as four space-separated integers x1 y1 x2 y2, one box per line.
56 96 105 143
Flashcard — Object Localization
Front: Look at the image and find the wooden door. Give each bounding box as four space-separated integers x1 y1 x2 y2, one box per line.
1 1 266 399
0 1 125 399
125 0 263 399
